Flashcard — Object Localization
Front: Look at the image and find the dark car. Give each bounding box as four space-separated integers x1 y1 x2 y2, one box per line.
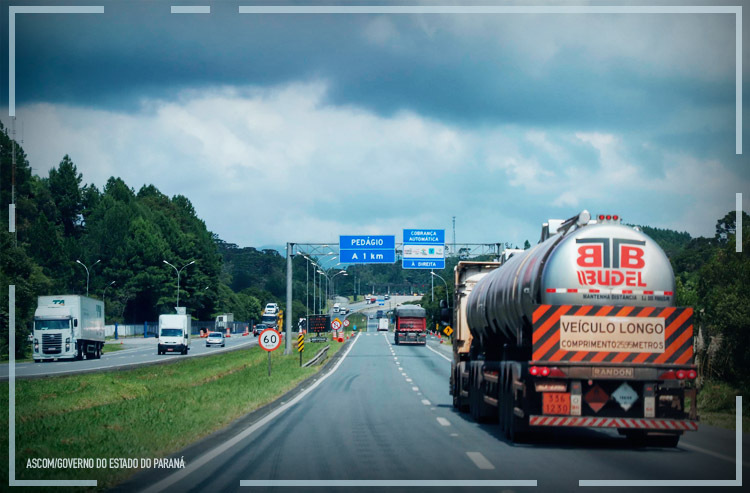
253 323 269 337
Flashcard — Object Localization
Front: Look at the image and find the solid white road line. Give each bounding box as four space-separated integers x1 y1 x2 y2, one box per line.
466 452 495 470
426 342 452 362
436 417 451 427
680 442 750 468
141 335 361 493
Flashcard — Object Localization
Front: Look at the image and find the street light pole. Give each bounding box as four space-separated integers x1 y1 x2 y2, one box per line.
163 260 195 307
103 280 115 306
431 271 450 308
75 259 100 297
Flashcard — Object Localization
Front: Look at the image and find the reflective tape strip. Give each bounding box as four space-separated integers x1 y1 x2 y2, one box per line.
529 416 698 430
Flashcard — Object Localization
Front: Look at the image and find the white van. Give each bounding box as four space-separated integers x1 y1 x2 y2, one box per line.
158 314 191 355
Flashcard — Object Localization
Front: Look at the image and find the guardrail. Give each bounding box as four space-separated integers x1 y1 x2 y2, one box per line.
302 345 330 368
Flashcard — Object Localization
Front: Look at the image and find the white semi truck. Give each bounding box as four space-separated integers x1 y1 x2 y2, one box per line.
158 313 192 355
33 295 105 362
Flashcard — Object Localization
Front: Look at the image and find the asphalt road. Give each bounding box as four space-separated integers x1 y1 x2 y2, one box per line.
0 334 258 380
122 331 748 493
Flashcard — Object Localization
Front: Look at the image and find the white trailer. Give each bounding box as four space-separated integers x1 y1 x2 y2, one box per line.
33 295 105 362
215 313 234 330
158 314 192 355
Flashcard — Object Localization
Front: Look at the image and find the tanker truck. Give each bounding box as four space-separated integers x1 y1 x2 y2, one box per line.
450 211 697 447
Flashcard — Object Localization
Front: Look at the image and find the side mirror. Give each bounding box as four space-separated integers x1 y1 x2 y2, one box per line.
74 319 78 327
440 308 451 323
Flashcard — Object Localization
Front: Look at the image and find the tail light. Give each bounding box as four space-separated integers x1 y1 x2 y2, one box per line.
658 368 697 380
529 366 566 378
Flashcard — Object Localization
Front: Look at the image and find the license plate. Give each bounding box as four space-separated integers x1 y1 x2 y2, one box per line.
542 392 571 415
167 348 173 352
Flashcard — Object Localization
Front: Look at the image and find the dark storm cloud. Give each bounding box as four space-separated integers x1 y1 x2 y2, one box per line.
4 0 735 140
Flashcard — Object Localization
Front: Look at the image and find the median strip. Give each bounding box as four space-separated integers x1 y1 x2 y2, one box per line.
1 339 345 489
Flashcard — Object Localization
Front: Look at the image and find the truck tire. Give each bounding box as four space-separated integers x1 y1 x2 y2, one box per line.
77 344 84 360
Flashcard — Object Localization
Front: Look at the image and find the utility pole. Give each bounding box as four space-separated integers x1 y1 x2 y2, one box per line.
285 243 293 355
11 117 17 247
452 216 456 256
431 269 434 302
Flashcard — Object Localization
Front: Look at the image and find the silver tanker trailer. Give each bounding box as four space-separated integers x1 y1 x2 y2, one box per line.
449 211 697 446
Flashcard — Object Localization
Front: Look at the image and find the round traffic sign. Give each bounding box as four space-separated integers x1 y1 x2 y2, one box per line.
331 319 342 331
343 319 350 327
259 328 282 352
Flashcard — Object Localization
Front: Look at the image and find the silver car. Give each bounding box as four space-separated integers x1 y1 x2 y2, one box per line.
206 332 225 347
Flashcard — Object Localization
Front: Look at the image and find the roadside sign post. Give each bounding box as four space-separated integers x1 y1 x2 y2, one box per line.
259 328 282 376
298 332 304 367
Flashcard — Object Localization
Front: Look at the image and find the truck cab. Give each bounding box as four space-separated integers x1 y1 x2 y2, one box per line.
33 295 104 362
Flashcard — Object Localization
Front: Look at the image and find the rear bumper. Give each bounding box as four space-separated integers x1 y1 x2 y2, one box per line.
395 333 426 343
159 344 187 352
529 415 698 431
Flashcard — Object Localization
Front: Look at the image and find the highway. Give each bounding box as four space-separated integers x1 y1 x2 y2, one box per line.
2 295 416 380
0 333 258 380
119 329 749 493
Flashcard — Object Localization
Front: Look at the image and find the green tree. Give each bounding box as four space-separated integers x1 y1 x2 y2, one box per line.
47 155 83 237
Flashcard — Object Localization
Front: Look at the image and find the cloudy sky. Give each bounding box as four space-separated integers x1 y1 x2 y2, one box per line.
2 0 748 249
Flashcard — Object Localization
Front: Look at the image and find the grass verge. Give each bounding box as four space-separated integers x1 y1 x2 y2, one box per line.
102 345 127 354
0 338 345 490
696 379 750 432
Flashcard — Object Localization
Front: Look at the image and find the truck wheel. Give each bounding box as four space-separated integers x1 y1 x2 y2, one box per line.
96 344 102 359
34 359 40 363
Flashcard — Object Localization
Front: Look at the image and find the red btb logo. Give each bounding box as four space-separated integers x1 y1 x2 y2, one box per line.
575 238 646 269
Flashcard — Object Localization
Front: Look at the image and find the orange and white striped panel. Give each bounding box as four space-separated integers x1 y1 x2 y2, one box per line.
531 305 694 364
529 415 698 430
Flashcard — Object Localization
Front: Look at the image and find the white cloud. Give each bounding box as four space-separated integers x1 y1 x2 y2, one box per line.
5 80 745 248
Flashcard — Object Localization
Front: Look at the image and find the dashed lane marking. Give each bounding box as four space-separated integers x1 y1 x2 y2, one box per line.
437 417 451 427
422 399 431 405
466 452 495 470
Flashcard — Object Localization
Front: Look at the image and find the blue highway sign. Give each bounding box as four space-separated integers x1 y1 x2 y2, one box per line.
403 259 446 269
340 235 396 264
340 249 396 263
403 229 445 270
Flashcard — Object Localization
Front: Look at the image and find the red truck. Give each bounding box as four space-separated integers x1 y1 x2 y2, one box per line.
393 305 427 345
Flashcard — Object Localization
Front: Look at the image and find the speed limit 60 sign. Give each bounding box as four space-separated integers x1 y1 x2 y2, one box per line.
259 328 282 352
